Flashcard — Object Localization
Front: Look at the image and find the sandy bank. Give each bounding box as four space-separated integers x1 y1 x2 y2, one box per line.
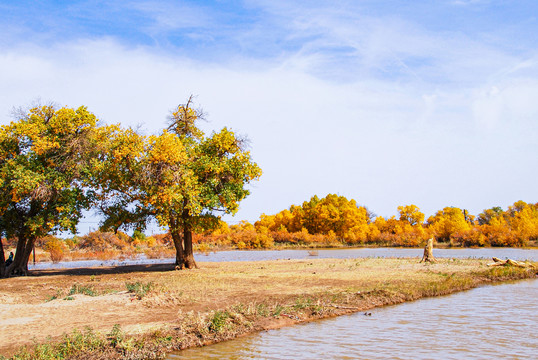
0 258 535 359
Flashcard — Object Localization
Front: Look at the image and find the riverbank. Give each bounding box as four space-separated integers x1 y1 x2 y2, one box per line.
1 258 536 359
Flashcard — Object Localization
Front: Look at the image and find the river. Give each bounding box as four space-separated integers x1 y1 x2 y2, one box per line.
169 279 538 359
29 247 538 270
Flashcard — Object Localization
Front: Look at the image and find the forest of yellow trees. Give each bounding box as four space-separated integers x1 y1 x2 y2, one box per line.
202 194 538 249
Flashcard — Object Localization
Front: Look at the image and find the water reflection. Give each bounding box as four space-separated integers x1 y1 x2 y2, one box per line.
171 279 538 359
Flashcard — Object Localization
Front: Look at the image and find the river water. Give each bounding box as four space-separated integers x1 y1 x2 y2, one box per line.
28 247 538 270
28 248 537 358
169 279 538 359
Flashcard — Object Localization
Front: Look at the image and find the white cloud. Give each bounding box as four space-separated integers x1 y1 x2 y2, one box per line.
1 2 537 231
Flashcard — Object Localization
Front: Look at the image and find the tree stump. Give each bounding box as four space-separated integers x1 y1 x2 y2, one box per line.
420 237 436 263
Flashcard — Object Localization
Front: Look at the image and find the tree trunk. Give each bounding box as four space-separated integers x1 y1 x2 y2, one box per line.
183 227 198 269
420 237 436 263
170 229 184 269
0 238 5 278
6 235 35 276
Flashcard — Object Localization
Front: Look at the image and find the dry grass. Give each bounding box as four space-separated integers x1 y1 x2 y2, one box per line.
1 258 535 359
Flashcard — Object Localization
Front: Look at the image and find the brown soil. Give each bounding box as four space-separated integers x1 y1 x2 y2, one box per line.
0 258 535 357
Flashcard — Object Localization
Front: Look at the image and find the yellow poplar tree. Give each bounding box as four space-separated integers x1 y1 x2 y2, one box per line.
0 105 102 277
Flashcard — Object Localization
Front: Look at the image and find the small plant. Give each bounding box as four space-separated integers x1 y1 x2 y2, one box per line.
293 296 323 314
64 296 74 301
208 310 230 333
107 324 124 347
68 284 98 297
46 290 62 302
256 303 270 317
273 304 285 317
125 281 154 300
293 296 313 310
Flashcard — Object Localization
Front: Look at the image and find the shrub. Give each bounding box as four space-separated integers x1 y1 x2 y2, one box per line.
43 236 67 263
77 231 129 251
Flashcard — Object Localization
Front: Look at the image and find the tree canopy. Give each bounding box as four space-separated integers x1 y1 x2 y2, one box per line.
0 105 103 276
96 97 262 268
0 99 261 276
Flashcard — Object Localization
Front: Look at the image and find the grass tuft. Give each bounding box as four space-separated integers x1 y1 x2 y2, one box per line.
68 284 98 297
125 281 154 300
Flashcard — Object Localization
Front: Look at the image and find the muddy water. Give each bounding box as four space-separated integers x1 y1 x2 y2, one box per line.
169 279 538 359
29 248 538 270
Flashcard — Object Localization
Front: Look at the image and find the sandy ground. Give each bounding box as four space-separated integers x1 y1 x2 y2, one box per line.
0 265 184 355
0 258 533 357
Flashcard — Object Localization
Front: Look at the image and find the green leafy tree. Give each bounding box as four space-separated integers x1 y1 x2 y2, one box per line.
477 206 504 225
98 97 261 269
0 104 101 277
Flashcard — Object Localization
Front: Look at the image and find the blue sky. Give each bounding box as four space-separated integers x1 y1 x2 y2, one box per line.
1 1 537 233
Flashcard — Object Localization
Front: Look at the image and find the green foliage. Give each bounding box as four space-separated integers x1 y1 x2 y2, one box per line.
68 284 97 297
125 281 154 299
0 104 105 275
107 324 124 347
1 327 106 360
208 310 231 333
273 304 285 317
95 97 262 268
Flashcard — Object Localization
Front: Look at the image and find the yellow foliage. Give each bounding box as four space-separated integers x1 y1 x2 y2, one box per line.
427 207 471 242
148 130 186 164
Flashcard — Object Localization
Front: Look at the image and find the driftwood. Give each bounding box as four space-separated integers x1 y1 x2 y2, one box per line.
487 257 532 268
420 238 436 263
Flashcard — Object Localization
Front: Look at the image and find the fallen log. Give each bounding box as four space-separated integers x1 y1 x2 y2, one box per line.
487 257 532 268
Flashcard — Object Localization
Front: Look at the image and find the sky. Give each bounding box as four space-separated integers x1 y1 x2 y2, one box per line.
1 0 537 234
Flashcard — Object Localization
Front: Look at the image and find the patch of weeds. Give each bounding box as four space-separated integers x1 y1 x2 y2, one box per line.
64 296 75 301
107 324 124 347
68 284 98 297
293 296 324 315
230 303 246 314
293 296 313 310
56 327 104 356
273 304 285 317
153 331 174 344
256 303 270 317
5 327 106 360
208 310 230 333
125 281 154 300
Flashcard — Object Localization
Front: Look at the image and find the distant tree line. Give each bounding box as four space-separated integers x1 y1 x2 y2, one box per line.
200 195 538 249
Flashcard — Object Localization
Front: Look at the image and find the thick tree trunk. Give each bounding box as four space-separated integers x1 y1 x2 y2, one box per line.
420 237 436 263
6 235 35 276
0 238 5 278
170 229 184 269
183 228 198 269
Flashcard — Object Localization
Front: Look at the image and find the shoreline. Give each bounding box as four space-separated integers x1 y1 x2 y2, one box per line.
10 242 538 267
1 258 536 359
